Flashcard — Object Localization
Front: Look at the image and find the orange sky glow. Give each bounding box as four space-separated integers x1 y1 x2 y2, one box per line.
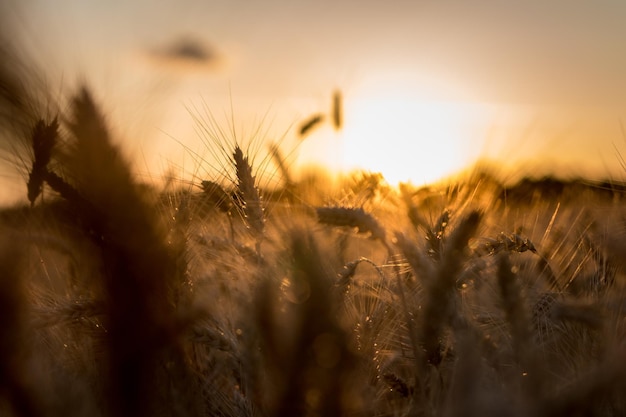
3 0 626 203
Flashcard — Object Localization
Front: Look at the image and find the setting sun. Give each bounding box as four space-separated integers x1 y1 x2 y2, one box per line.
295 93 492 185
338 96 491 185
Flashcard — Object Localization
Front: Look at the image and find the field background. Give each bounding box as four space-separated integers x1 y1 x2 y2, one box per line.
3 0 626 203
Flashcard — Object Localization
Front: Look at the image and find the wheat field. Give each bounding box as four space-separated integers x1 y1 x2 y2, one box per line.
2 32 626 417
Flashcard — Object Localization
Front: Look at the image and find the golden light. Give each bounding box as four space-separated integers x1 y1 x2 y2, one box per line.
334 95 492 185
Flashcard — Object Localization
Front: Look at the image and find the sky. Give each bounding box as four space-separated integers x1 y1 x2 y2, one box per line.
4 0 626 197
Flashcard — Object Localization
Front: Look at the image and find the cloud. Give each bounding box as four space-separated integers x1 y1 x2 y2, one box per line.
148 36 222 71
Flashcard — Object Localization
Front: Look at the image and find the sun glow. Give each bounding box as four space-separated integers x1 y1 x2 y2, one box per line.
333 96 492 185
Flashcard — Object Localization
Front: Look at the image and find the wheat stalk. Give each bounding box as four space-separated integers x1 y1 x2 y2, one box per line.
496 252 546 400
419 210 481 367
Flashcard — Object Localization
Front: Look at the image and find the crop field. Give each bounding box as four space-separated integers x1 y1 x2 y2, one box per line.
2 29 626 417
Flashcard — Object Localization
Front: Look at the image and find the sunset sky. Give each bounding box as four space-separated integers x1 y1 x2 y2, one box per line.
5 0 626 190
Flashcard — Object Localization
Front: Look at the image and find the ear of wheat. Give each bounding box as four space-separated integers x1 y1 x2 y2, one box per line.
298 114 325 137
425 209 450 259
41 88 189 417
316 206 386 244
233 146 265 240
27 117 58 205
332 90 342 131
418 210 481 368
201 180 233 213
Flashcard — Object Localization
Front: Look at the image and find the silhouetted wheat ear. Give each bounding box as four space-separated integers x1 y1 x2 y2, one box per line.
474 231 560 291
425 209 450 259
475 232 537 255
233 146 264 238
25 115 92 212
298 114 324 137
27 117 58 205
201 180 233 213
316 206 386 244
332 90 342 130
394 231 435 280
60 87 188 417
41 170 86 209
336 257 386 293
419 210 481 367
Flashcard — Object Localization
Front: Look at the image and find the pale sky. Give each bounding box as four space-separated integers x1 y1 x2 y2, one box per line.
4 0 626 196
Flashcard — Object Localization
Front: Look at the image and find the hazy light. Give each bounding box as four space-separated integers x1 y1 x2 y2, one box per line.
336 96 491 185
